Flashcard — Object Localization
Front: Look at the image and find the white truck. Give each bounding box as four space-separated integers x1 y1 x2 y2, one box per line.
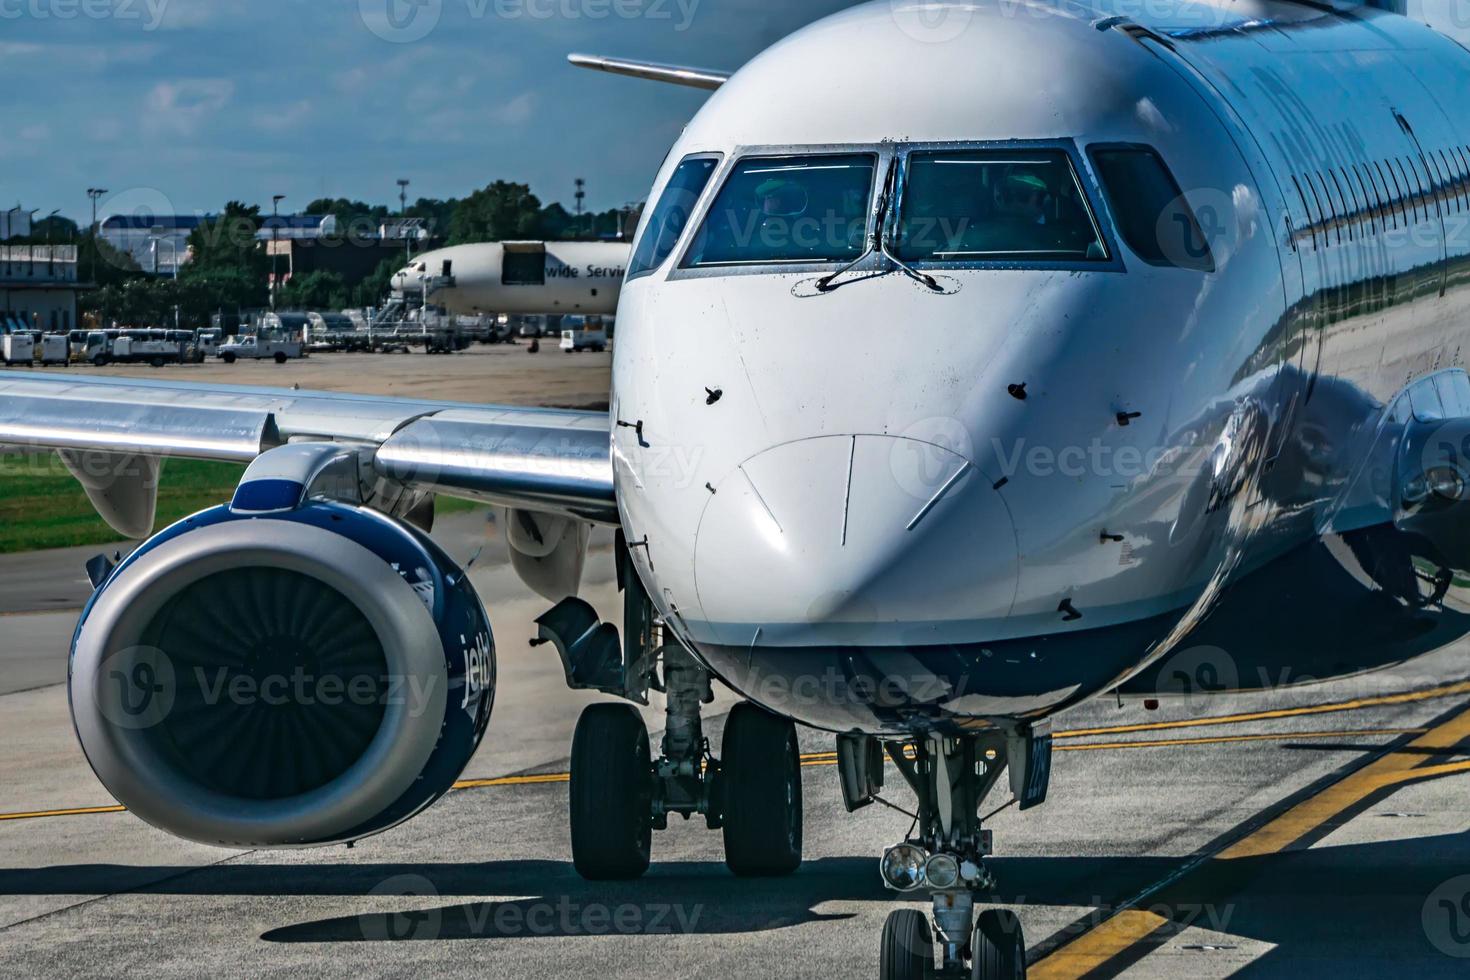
107 329 188 368
38 333 69 366
2 332 34 366
559 315 608 353
219 334 305 364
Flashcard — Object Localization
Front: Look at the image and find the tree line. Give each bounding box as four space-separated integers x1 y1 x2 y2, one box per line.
6 181 638 329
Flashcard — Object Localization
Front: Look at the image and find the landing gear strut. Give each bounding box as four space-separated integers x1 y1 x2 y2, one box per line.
868 729 1050 979
540 546 803 881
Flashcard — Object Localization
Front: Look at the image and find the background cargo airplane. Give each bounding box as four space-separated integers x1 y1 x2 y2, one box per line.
391 240 629 315
2 0 1469 976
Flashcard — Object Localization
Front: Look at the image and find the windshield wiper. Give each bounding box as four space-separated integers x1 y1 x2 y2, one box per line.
813 158 892 293
814 155 942 294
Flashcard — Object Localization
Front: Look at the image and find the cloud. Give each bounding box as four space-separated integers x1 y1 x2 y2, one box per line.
143 78 235 135
489 91 536 126
252 99 314 133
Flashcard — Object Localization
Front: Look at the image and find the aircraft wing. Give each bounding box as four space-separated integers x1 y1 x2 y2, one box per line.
0 370 617 526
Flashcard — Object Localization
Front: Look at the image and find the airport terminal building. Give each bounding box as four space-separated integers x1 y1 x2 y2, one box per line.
0 245 82 334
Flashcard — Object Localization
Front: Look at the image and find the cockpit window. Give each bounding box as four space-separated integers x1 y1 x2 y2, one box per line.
683 154 876 267
1089 145 1215 272
893 149 1108 262
627 154 720 280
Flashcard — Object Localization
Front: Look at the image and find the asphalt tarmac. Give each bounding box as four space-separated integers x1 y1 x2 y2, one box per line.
2 506 1470 978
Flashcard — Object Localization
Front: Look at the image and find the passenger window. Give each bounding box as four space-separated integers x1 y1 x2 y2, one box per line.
627 154 720 280
1366 162 1392 230
1311 171 1334 242
1452 146 1470 211
1349 165 1375 235
894 148 1107 262
1331 169 1357 242
1359 163 1386 231
1432 150 1452 214
1449 149 1464 211
1381 159 1407 226
684 153 876 267
1310 172 1340 246
1291 175 1318 250
1089 145 1213 272
1399 157 1426 222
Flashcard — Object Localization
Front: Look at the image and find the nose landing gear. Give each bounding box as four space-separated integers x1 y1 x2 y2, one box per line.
869 730 1050 979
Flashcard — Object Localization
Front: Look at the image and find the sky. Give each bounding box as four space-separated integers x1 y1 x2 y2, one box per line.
1 0 1467 226
0 0 856 224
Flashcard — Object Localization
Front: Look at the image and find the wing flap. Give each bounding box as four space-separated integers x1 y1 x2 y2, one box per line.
377 413 616 524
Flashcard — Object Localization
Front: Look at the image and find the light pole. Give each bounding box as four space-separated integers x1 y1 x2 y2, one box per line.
397 179 411 263
45 209 60 243
86 188 108 282
271 194 286 309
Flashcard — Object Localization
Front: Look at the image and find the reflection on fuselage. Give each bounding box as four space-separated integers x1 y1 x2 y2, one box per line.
610 1 1470 736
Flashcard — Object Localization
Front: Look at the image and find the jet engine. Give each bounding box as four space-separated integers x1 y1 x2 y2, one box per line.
70 457 494 848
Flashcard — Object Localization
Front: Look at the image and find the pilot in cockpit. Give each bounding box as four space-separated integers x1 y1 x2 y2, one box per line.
757 177 809 218
995 169 1051 227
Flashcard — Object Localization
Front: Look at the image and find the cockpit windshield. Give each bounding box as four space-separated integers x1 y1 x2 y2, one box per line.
683 153 876 267
892 149 1108 262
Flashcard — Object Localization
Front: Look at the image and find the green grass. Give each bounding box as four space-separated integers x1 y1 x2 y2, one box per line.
0 456 246 554
435 494 485 516
0 454 489 554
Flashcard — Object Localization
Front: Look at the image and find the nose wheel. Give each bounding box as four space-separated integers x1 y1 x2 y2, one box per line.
972 910 1026 979
880 908 935 980
868 733 1044 978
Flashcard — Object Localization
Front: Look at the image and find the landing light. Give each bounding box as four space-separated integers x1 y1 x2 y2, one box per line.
880 842 928 891
924 852 961 890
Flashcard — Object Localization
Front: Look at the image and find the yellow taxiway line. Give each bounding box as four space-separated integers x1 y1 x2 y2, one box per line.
3 678 1467 824
0 726 1435 825
1028 703 1470 979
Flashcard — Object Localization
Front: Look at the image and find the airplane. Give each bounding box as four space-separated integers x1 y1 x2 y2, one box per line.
390 239 630 315
2 0 1470 975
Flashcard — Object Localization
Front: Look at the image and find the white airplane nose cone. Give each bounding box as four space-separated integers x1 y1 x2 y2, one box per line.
693 435 1019 648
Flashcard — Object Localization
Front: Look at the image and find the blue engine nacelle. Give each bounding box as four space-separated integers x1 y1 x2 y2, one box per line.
70 465 494 848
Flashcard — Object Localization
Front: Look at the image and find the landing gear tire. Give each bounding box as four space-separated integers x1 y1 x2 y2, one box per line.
971 909 1026 980
880 908 935 980
569 703 653 880
720 702 802 877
